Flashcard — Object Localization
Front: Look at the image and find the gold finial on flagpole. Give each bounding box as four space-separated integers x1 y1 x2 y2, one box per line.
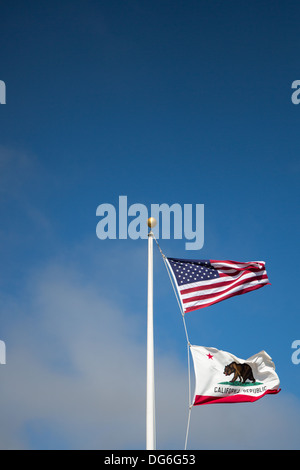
147 217 157 229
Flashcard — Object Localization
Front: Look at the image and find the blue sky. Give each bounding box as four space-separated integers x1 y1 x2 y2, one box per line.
0 0 299 449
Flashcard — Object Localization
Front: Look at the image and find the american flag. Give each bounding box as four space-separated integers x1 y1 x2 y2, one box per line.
166 258 270 313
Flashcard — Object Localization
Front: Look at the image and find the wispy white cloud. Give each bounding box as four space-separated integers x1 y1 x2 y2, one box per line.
0 145 36 197
0 145 54 249
0 253 299 449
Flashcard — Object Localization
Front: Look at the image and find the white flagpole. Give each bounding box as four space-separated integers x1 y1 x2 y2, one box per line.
146 217 156 450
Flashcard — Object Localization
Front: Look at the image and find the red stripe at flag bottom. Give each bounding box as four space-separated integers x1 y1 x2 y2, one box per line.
194 388 280 406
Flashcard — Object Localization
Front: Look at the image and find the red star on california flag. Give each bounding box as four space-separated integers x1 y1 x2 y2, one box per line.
207 353 213 359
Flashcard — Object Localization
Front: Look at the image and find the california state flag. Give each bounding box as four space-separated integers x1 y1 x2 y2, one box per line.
190 346 280 406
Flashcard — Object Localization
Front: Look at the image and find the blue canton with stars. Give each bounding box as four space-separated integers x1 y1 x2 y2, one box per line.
168 258 220 286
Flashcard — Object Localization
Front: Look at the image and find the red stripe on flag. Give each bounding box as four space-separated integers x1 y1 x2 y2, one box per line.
180 273 268 296
184 282 270 313
193 388 280 406
211 260 265 269
182 274 269 304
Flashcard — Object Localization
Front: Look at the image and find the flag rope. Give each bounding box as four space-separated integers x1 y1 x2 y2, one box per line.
184 406 192 450
152 235 193 450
